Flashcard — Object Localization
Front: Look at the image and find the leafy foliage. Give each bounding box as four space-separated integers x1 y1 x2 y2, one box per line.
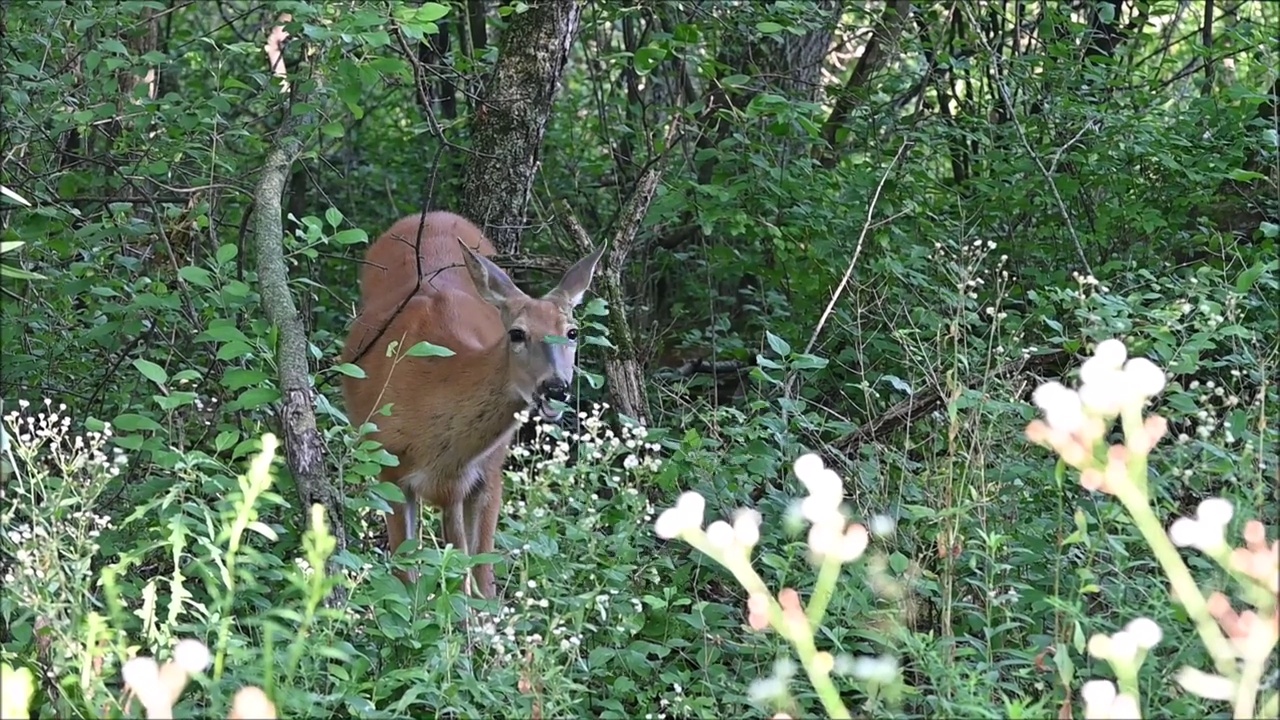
1 1 1277 718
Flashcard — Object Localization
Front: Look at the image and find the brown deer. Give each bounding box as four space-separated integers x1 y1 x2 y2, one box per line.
340 211 604 598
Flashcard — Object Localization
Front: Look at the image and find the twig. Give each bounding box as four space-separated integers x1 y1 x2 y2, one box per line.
784 139 910 399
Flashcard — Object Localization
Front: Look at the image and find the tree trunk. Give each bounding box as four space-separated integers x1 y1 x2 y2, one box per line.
252 20 349 592
458 0 583 253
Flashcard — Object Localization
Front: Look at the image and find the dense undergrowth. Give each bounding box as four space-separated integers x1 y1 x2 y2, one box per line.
2 1 1278 718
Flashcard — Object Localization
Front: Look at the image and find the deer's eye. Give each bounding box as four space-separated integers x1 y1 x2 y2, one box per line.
508 328 527 343
566 328 579 341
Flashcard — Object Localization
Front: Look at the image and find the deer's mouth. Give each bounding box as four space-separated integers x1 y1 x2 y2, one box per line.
534 395 564 422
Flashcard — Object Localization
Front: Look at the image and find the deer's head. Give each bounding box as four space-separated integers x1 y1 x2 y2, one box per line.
459 240 605 421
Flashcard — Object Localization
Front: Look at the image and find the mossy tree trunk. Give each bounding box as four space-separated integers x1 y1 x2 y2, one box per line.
251 23 349 581
459 0 584 254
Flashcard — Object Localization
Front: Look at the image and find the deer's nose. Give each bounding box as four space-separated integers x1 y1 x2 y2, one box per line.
540 378 569 401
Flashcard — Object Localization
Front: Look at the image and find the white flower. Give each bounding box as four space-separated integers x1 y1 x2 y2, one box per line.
1077 370 1128 416
793 453 824 480
732 509 761 548
655 491 706 539
1108 630 1138 663
869 514 896 536
121 657 160 691
1169 515 1225 552
1081 679 1117 709
1196 497 1233 527
1033 382 1087 432
849 655 897 683
173 639 210 674
1125 617 1162 649
706 520 734 549
1092 339 1127 370
803 467 843 501
840 524 869 562
1124 357 1166 399
1168 517 1202 547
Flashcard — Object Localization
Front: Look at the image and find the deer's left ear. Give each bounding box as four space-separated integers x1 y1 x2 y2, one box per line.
545 243 605 308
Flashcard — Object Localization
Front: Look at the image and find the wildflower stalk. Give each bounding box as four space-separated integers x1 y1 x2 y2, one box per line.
806 554 841 627
1235 651 1266 719
1030 339 1277 719
213 434 280 681
683 532 852 720
283 503 337 682
1108 466 1238 680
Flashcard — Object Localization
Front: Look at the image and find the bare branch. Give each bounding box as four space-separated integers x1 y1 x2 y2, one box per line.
263 14 291 93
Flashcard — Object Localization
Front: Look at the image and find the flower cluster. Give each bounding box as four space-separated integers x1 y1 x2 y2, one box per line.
1026 339 1169 482
793 454 869 564
122 638 276 719
510 402 662 476
652 454 893 718
1025 339 1277 720
1087 617 1163 667
1081 679 1141 719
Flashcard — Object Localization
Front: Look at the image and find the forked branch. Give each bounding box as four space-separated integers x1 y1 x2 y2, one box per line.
556 118 683 426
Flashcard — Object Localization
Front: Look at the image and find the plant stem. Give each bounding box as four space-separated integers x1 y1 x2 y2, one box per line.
807 554 842 627
1113 417 1238 680
1234 653 1266 719
686 536 852 719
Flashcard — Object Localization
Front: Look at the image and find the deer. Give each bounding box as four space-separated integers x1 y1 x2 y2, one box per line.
340 211 604 599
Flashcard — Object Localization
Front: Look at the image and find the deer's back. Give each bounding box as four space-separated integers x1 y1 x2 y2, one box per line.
341 213 514 500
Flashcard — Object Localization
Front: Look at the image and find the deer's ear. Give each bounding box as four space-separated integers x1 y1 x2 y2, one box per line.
459 239 525 307
545 243 605 308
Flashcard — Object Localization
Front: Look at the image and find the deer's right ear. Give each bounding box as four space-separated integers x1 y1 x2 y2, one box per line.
458 239 524 307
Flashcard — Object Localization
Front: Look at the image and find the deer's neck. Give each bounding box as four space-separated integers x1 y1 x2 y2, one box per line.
451 340 527 461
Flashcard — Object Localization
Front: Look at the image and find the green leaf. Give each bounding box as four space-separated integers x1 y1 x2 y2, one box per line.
332 228 368 245
325 207 343 228
0 241 24 253
215 244 238 265
756 21 784 33
334 362 366 378
222 368 269 391
132 358 168 387
247 521 278 541
198 325 251 344
765 331 791 357
721 74 750 87
405 340 455 358
1226 168 1265 182
371 481 406 504
888 551 909 574
1234 260 1275 293
237 387 281 409
0 264 45 280
0 186 32 207
789 353 828 370
216 341 254 361
100 38 129 55
215 430 239 452
415 2 450 22
113 413 164 432
634 46 667 75
1259 221 1279 239
178 265 214 288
